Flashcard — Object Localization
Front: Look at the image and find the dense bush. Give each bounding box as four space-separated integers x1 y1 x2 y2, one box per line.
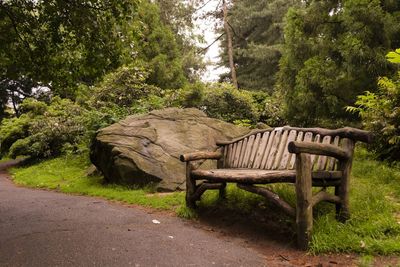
348 49 400 161
0 97 87 159
180 82 284 125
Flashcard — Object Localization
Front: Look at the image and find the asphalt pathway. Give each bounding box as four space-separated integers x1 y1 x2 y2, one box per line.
0 161 266 267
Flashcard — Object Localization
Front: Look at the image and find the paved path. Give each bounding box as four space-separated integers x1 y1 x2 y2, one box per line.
0 162 266 267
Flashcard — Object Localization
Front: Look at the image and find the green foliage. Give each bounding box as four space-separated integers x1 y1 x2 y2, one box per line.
0 114 30 156
135 1 188 89
3 97 88 159
0 0 200 119
310 149 400 254
386 48 400 63
180 83 261 123
0 0 140 102
88 63 162 109
221 0 298 92
278 0 400 126
347 54 400 160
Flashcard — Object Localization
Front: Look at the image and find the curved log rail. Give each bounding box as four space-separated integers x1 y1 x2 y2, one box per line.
216 126 372 146
237 184 295 218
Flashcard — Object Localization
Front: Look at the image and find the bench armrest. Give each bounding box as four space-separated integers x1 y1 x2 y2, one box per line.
180 151 223 162
288 141 350 160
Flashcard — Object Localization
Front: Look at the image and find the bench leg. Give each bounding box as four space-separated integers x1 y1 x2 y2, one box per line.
219 182 227 199
335 185 350 222
335 138 354 222
295 153 313 250
185 162 197 209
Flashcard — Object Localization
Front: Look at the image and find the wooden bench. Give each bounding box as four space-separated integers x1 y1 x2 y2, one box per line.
180 126 372 249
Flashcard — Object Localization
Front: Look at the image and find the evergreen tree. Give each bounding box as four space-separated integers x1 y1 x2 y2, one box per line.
278 0 400 126
135 1 188 89
149 0 205 82
220 0 298 92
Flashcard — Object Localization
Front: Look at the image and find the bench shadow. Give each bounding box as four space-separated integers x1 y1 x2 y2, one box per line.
194 197 298 251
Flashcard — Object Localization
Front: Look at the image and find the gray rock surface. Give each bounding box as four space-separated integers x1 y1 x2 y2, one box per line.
90 108 250 191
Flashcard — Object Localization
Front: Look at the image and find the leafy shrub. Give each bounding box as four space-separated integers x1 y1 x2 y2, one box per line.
88 63 162 110
180 83 260 123
347 49 400 160
179 82 286 126
0 97 88 159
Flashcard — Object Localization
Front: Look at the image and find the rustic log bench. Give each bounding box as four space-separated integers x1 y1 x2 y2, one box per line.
180 126 372 249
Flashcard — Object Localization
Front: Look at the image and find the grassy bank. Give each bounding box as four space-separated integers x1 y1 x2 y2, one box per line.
10 155 185 211
9 149 400 255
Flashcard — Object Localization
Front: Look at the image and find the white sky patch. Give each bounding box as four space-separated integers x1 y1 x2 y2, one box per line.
194 1 229 82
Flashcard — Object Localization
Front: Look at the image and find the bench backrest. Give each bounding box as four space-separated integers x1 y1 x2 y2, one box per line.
218 126 367 171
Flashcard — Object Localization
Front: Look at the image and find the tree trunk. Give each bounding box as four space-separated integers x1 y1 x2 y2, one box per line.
222 0 238 88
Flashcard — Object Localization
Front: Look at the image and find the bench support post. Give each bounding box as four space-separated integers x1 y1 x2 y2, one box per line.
336 138 354 222
295 153 313 250
185 162 197 209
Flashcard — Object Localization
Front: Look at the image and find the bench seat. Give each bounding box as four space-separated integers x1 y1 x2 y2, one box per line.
191 169 343 185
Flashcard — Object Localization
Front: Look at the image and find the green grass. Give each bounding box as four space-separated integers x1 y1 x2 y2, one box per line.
10 155 185 210
309 149 400 255
9 149 400 255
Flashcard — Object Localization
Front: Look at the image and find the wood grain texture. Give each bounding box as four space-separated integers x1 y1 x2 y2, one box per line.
282 126 372 143
237 184 295 218
233 140 243 168
254 132 271 169
273 130 290 170
288 141 350 160
289 131 304 170
312 190 341 207
316 136 332 170
190 169 343 184
327 136 340 170
180 151 222 162
242 135 255 167
295 153 313 250
279 130 298 170
248 133 261 168
310 134 321 169
264 130 282 169
336 138 355 222
238 138 248 167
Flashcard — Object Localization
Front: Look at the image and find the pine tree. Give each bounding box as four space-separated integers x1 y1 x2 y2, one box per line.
220 0 299 92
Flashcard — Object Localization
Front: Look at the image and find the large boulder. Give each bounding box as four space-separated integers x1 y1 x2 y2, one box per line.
90 108 250 191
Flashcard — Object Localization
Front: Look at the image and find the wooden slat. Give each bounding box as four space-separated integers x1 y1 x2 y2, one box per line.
310 134 321 169
327 136 340 170
278 130 298 170
224 144 232 168
289 131 304 169
248 133 261 168
230 143 239 168
233 140 243 167
273 130 290 169
242 135 255 168
259 130 277 169
317 136 332 170
228 144 236 167
238 138 248 167
253 132 270 169
265 130 283 169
